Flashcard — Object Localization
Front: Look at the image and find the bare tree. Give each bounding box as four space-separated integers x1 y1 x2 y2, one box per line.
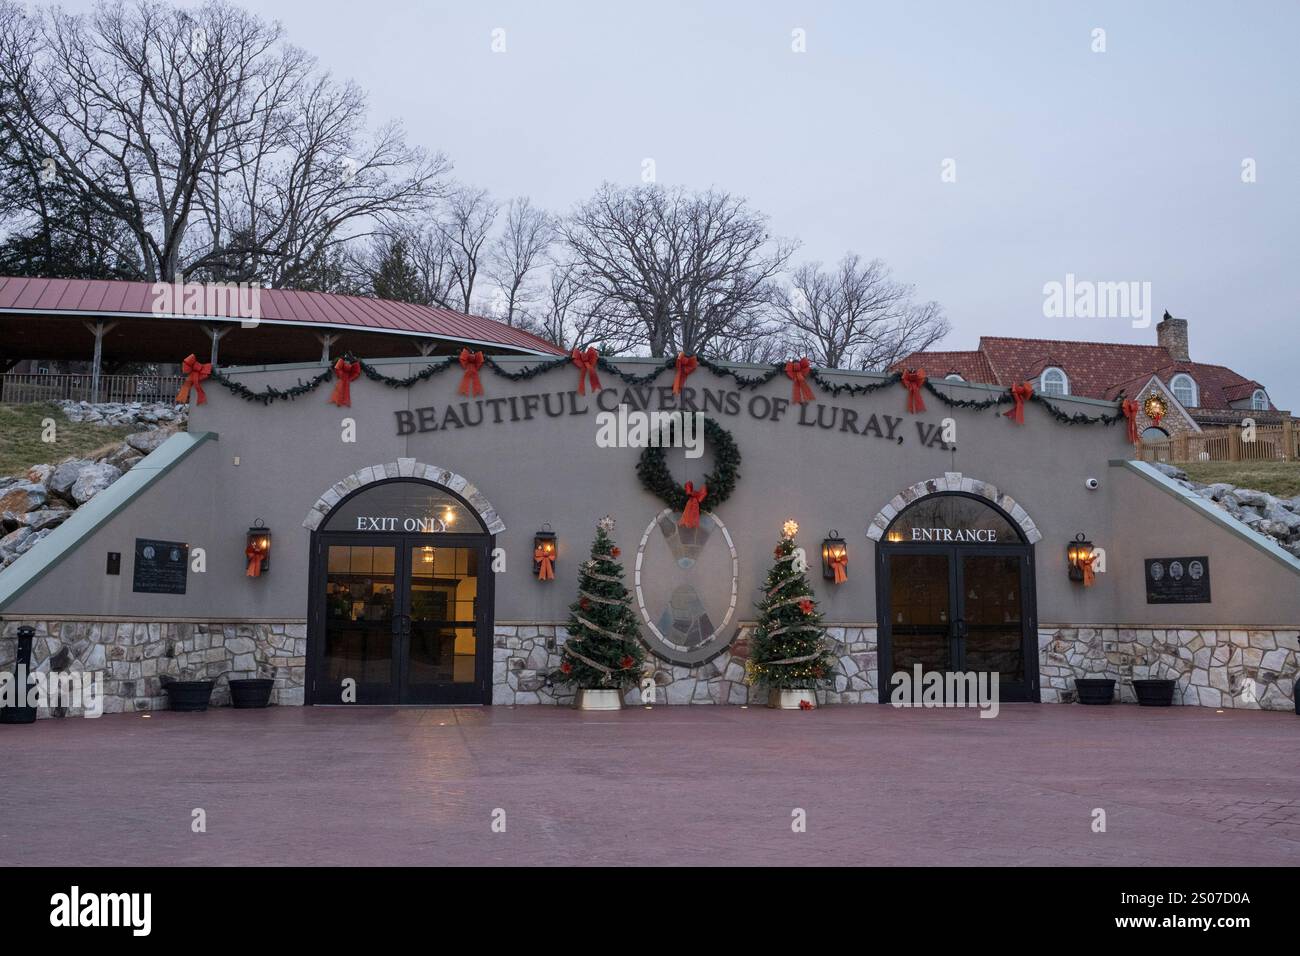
563 183 794 357
437 184 498 313
485 196 553 326
775 254 949 370
0 0 445 283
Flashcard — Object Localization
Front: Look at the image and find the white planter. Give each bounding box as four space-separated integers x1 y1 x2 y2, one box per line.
768 689 817 710
575 688 624 711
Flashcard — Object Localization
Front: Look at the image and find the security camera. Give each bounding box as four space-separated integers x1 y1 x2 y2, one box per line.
1085 477 1100 490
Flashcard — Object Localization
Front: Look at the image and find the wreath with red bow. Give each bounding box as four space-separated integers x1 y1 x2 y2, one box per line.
635 417 740 514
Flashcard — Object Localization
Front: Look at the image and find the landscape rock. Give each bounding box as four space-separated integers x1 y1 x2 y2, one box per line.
125 428 175 455
0 525 33 561
69 462 122 505
23 508 71 532
1151 462 1188 481
0 481 48 519
50 458 93 501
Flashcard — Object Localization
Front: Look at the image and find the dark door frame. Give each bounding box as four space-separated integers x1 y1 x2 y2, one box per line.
305 479 496 706
874 495 1039 703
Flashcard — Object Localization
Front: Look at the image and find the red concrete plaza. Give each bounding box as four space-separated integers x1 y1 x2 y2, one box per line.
3 704 1298 867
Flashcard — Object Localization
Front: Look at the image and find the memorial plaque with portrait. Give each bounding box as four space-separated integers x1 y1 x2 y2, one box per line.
132 539 189 594
1145 556 1210 604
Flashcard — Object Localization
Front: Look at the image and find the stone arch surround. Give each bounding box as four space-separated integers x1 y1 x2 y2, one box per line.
865 471 1041 544
302 459 506 534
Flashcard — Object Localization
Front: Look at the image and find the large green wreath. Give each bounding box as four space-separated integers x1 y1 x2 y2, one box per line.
635 417 741 512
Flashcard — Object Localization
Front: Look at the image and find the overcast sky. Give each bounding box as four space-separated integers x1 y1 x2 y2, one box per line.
66 0 1300 408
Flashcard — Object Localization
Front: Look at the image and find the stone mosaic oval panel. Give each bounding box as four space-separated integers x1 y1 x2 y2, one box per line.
633 508 740 666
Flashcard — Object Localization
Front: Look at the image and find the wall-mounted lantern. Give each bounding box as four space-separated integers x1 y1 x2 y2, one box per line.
533 525 557 581
245 519 271 578
1066 532 1095 586
1143 393 1168 425
821 531 848 583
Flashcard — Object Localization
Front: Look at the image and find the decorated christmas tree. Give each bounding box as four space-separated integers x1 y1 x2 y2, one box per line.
552 515 646 690
747 520 837 693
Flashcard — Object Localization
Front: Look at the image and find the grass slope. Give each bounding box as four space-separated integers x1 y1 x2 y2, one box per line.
1182 461 1300 498
0 403 134 477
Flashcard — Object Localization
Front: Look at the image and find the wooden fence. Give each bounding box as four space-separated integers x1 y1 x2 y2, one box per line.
0 373 185 406
1139 421 1298 463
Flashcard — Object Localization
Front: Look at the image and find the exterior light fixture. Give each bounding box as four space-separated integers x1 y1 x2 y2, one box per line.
533 525 557 581
821 531 848 583
442 507 455 526
886 530 904 543
421 545 435 564
1143 393 1168 425
245 519 271 577
1067 532 1095 586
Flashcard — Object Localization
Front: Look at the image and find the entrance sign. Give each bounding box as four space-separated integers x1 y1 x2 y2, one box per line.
1145 556 1211 604
908 528 998 543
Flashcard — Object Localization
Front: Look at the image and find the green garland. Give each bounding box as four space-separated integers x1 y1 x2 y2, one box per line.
635 417 741 512
201 350 1129 426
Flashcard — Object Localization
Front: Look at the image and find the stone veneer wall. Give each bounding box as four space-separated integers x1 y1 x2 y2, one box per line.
0 619 306 718
1039 625 1298 711
492 623 881 706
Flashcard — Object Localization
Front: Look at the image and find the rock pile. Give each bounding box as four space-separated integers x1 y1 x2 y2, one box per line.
0 402 188 570
1150 462 1300 558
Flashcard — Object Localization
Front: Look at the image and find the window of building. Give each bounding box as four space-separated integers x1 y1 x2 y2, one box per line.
1170 374 1197 407
944 373 965 382
321 479 483 534
1141 426 1169 442
1040 367 1068 396
1251 389 1268 411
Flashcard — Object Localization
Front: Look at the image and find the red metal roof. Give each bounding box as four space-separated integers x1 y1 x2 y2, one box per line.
0 276 563 355
893 335 1275 411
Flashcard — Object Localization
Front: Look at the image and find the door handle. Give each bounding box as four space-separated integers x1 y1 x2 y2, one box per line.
392 614 410 637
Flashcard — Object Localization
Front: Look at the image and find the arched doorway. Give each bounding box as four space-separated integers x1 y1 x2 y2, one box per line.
306 478 496 705
875 492 1039 702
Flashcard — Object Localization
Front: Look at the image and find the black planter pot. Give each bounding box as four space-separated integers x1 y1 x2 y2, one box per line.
161 679 214 712
228 678 274 709
1074 678 1116 705
1133 678 1176 707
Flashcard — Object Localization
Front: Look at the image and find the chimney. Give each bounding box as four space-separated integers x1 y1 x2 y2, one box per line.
1156 310 1189 361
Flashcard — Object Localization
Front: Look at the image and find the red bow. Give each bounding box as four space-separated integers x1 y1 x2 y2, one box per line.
176 354 212 405
673 352 698 394
785 357 814 404
681 481 707 528
572 347 602 394
1079 553 1097 588
1122 398 1140 445
458 348 485 397
329 358 362 407
901 369 927 413
534 546 555 581
829 555 848 584
245 542 266 578
1004 382 1034 425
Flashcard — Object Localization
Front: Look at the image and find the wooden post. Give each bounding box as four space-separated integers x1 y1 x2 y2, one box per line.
82 320 119 402
1283 418 1294 461
200 323 231 368
316 333 340 365
414 340 437 357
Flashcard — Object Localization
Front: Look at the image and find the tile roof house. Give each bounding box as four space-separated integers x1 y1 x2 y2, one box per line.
893 312 1287 436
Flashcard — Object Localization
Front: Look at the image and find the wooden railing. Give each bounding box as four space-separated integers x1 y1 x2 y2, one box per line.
1139 421 1298 463
0 373 185 405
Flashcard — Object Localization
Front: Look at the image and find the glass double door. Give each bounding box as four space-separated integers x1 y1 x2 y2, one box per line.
313 534 490 704
880 546 1037 701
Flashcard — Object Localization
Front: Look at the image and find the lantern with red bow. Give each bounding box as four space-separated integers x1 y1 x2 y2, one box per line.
245 519 271 578
821 531 848 584
533 525 557 581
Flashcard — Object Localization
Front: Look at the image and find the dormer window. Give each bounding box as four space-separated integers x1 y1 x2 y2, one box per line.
1251 389 1268 411
945 373 965 382
1040 367 1068 397
1170 373 1198 407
